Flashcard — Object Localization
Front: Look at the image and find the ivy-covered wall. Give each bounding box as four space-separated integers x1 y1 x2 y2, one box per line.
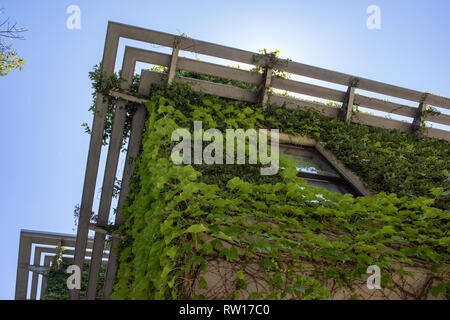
110 82 449 300
263 106 450 210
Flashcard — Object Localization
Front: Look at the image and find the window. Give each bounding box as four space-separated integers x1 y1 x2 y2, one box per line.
279 144 358 195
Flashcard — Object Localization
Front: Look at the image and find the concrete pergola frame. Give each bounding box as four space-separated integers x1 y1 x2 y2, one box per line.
29 247 109 300
15 230 109 300
71 21 450 301
89 46 162 300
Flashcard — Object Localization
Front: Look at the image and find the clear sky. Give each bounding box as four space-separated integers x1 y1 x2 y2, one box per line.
1 0 449 299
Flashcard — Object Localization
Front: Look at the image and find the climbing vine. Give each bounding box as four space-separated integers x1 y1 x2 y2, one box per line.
82 63 141 148
110 82 449 300
252 49 291 79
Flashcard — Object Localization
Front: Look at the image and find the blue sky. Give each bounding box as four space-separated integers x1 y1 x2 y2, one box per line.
1 0 449 299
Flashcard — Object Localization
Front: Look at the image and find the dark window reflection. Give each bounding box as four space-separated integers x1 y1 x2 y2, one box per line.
279 144 359 195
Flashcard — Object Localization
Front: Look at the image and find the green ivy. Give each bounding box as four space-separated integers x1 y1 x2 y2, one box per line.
82 63 141 148
263 105 450 210
110 82 449 300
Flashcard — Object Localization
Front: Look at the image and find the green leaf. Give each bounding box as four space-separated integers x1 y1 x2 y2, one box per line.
216 231 232 241
202 242 214 254
381 225 395 234
161 265 172 281
185 224 209 234
199 277 208 289
166 246 178 260
227 247 239 261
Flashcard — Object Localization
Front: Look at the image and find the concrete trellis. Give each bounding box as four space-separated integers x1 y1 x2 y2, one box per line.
15 230 108 300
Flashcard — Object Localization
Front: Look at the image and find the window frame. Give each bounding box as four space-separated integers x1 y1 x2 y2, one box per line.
275 133 372 197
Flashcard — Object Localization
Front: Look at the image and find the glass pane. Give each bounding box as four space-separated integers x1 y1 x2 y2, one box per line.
305 179 353 195
279 145 340 177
